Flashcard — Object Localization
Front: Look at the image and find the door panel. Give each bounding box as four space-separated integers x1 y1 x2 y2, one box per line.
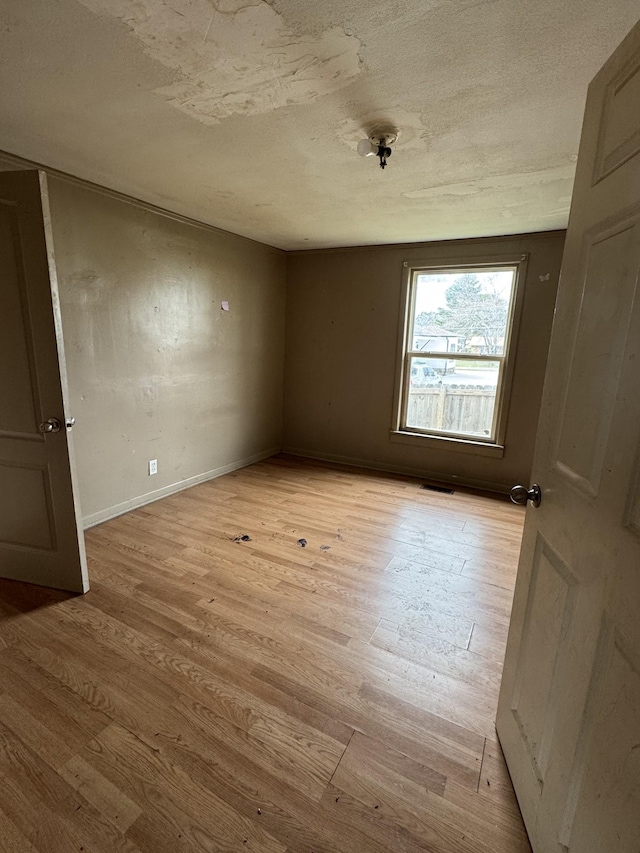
558 624 640 853
510 534 578 788
0 170 88 593
0 462 56 550
594 53 640 181
554 215 640 495
0 202 40 433
497 18 640 852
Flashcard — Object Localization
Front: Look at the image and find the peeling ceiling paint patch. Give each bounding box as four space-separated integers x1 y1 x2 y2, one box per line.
78 0 362 123
403 165 575 200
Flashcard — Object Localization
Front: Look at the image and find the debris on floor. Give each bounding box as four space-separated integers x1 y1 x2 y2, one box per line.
297 538 307 547
232 534 252 542
320 545 330 551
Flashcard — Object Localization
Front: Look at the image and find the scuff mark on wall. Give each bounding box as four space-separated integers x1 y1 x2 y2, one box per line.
77 0 362 123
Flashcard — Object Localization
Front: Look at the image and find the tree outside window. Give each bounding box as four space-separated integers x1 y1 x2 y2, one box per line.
396 263 521 444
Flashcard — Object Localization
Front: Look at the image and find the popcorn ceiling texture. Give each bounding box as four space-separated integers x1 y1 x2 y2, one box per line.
0 0 639 248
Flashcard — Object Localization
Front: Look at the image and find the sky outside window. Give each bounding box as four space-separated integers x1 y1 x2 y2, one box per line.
414 270 515 315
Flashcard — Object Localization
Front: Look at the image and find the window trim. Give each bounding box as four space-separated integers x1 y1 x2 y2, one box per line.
390 253 528 454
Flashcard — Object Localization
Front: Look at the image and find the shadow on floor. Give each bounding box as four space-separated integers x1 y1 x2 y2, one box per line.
0 576 77 619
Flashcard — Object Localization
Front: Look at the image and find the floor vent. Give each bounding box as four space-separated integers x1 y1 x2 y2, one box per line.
420 483 455 494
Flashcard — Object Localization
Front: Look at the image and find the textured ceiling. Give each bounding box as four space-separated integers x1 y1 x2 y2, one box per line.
1 0 639 249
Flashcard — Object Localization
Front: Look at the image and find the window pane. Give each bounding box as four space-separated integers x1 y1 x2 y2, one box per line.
406 357 500 438
412 269 515 357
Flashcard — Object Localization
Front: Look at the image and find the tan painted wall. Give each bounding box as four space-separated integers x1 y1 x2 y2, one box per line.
284 232 565 493
0 157 286 524
0 152 563 514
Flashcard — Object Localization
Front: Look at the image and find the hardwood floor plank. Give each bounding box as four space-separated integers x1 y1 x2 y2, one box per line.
330 729 528 853
137 706 376 853
317 783 446 853
340 731 448 795
252 662 484 789
174 691 343 803
468 618 511 663
0 455 530 852
0 693 74 771
89 722 287 853
0 732 140 853
59 754 143 833
0 805 40 853
461 554 524 589
329 744 490 853
444 736 531 845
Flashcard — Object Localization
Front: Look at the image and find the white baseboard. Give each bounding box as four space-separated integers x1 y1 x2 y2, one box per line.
282 446 511 496
83 447 280 529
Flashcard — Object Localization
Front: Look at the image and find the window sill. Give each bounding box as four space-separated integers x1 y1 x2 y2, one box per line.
389 430 505 458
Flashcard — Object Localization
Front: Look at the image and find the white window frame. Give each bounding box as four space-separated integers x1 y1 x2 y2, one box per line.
390 254 528 457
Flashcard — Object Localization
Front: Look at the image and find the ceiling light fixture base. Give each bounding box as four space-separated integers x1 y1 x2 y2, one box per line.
368 126 398 147
357 125 399 170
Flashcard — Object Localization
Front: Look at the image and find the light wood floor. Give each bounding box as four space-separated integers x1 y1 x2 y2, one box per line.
0 454 531 853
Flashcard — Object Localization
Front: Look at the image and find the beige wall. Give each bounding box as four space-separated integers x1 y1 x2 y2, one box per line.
0 151 564 513
284 232 565 493
1 156 286 524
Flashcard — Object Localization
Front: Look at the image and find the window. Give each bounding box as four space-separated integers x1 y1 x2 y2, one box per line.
392 258 525 453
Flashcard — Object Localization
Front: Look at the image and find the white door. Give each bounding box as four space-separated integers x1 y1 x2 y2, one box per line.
497 19 640 852
0 170 88 593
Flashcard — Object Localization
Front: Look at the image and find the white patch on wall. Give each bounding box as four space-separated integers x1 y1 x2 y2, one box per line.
78 0 362 123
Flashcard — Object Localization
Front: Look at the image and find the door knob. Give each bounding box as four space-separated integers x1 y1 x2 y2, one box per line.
510 483 541 507
39 417 62 434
